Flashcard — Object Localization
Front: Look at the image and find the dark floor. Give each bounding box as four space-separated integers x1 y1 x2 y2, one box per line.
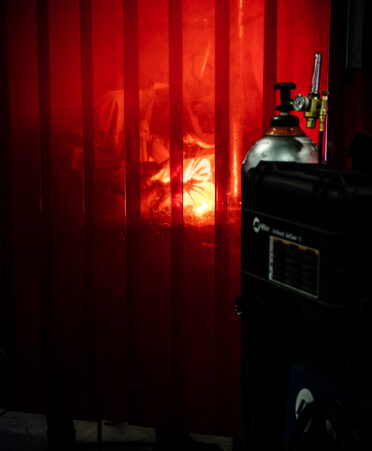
0 410 233 451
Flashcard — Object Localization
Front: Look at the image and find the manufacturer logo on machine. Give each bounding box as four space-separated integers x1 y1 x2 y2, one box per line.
253 216 270 233
295 388 314 419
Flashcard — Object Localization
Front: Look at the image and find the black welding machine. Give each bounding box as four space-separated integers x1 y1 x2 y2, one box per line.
239 159 372 451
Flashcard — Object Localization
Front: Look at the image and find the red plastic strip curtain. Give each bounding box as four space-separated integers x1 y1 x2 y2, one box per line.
168 0 184 426
0 0 13 413
36 0 53 416
1 0 330 435
215 0 231 432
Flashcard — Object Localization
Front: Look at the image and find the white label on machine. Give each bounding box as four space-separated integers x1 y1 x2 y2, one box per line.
269 235 320 298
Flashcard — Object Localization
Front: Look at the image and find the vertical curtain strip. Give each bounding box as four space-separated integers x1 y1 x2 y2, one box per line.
123 0 141 421
6 0 44 414
262 0 278 132
35 0 53 414
0 0 13 386
214 0 230 431
168 0 183 422
79 0 96 418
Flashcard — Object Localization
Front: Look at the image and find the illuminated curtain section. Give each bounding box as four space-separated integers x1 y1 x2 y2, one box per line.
1 0 330 435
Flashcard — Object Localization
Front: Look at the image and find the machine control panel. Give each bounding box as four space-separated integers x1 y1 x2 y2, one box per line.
269 237 319 298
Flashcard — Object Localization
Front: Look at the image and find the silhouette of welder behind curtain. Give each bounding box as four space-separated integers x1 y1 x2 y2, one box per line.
70 83 215 230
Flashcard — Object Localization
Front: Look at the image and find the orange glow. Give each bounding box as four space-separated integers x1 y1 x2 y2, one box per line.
150 154 215 219
195 200 210 214
184 156 215 216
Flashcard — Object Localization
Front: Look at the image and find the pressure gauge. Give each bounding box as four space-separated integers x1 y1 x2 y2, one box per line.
293 94 310 112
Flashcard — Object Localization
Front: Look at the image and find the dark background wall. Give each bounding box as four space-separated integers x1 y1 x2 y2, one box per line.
328 0 372 169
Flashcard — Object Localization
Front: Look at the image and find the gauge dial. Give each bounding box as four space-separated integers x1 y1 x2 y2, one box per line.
293 95 310 112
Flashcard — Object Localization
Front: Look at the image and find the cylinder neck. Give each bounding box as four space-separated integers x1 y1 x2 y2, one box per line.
264 126 306 137
270 113 299 127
